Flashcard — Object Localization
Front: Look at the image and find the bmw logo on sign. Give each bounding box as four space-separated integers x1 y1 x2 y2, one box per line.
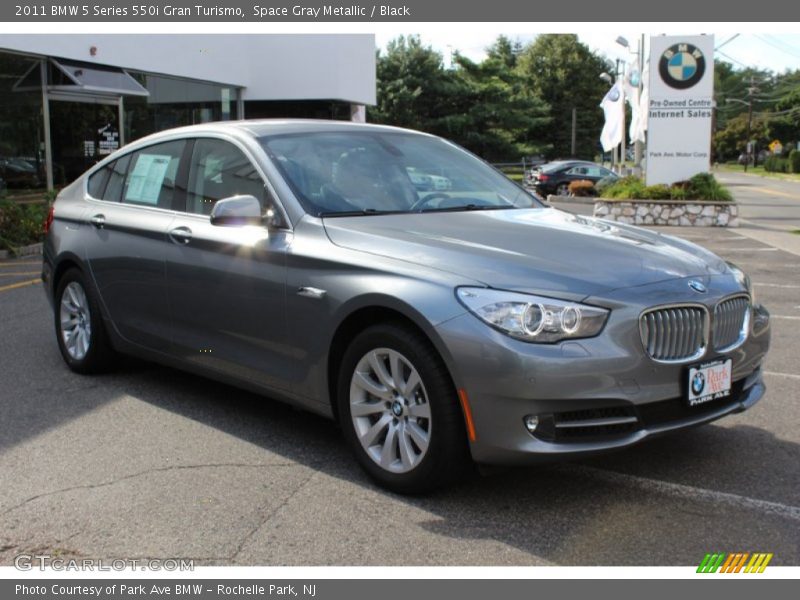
659 43 706 90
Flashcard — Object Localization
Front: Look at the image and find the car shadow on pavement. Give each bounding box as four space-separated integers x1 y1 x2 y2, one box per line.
39 356 797 567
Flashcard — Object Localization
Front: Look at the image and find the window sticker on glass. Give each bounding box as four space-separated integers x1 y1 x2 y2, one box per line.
125 153 172 205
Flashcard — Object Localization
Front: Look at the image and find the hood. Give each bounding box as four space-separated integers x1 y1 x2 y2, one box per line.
322 208 728 298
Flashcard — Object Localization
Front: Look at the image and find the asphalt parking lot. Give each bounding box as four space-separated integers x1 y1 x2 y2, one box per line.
0 225 798 567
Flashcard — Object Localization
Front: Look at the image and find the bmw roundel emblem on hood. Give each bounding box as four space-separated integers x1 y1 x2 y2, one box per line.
689 280 707 293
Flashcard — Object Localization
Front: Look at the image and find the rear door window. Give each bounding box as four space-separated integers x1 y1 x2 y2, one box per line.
121 140 186 209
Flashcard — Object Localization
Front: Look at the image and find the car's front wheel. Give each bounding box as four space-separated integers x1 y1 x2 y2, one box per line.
54 268 115 373
337 323 471 494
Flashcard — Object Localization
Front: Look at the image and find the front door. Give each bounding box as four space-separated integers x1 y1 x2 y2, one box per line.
165 137 291 390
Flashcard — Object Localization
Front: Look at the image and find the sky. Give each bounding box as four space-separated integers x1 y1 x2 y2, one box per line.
373 29 800 74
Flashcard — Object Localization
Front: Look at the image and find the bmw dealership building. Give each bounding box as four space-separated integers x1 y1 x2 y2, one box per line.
0 34 376 191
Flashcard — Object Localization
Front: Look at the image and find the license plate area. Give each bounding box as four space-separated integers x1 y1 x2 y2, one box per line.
687 359 732 407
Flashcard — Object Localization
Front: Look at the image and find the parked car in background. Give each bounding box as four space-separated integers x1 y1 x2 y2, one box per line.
43 120 769 493
0 156 43 188
529 160 618 196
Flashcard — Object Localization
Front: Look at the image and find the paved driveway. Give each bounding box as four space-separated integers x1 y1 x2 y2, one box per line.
0 226 797 566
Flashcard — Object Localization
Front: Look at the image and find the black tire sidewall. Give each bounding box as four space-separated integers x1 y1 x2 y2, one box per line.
337 322 470 494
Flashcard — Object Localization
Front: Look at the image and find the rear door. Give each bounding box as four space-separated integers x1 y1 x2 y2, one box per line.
164 136 292 390
83 139 187 351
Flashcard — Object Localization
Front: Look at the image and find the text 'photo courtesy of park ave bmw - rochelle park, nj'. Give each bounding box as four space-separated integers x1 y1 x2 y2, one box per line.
0 1 799 595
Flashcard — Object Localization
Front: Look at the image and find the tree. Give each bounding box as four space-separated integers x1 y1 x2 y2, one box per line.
368 35 460 133
448 37 551 160
713 113 770 161
516 34 611 160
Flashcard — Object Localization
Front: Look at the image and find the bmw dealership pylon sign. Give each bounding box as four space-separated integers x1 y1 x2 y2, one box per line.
646 35 715 186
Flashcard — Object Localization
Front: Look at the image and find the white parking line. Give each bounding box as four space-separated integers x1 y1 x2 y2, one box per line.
569 465 800 521
717 247 779 252
754 282 800 289
765 371 800 380
772 315 800 321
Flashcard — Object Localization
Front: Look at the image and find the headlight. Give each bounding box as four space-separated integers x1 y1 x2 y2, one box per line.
456 287 609 343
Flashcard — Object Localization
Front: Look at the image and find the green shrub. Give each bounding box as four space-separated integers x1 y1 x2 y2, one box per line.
686 172 733 201
602 176 648 199
789 149 800 174
641 184 671 200
594 175 618 195
764 155 788 173
0 200 48 252
600 173 732 201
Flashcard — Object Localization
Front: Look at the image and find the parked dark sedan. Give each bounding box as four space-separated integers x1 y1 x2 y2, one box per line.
529 160 618 196
43 121 769 493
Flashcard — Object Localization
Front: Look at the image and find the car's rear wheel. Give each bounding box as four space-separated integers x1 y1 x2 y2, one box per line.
337 322 472 494
556 182 570 196
55 268 115 373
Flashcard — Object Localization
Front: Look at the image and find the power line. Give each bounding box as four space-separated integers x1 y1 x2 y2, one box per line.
715 34 740 51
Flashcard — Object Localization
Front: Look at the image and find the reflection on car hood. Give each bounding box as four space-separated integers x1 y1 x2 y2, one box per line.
322 208 729 298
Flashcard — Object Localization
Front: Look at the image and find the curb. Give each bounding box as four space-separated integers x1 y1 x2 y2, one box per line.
0 242 43 260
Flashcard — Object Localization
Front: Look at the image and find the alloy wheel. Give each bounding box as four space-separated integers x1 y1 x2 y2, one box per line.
349 348 432 473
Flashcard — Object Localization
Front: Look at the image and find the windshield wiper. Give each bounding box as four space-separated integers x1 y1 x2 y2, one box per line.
418 204 517 213
318 208 404 217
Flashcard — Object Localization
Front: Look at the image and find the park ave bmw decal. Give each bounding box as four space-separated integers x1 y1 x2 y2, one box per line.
659 43 706 90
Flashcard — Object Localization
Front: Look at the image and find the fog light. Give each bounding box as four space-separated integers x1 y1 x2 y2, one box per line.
523 415 539 433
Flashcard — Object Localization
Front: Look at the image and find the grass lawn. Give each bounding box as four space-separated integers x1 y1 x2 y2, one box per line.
717 163 800 182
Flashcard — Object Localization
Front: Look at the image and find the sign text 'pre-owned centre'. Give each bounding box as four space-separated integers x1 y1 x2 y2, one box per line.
14 4 411 17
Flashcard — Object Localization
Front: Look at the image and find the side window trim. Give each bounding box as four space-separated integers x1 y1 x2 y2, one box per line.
171 139 195 213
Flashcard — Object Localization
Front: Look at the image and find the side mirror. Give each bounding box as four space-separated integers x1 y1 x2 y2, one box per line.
210 195 263 227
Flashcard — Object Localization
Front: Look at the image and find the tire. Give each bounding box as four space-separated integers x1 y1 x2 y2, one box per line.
556 183 570 196
54 268 116 374
337 322 472 494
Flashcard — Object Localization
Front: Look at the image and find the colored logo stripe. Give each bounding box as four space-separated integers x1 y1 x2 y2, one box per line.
697 552 773 573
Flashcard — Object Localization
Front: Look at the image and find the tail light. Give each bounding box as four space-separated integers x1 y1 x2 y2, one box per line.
43 206 55 234
537 174 550 182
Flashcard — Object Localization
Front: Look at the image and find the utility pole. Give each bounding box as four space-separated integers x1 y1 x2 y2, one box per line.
633 34 644 174
744 76 758 173
571 107 577 157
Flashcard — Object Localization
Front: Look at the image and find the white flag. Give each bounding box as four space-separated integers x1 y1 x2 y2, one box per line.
625 60 643 144
631 62 649 144
600 81 624 152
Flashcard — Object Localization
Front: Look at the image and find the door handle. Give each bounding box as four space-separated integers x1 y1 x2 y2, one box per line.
168 226 193 245
89 214 105 229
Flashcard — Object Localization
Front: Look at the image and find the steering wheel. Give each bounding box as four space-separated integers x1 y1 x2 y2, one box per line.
409 192 453 212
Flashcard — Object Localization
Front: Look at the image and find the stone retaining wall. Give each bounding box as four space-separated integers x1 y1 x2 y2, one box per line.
593 200 739 227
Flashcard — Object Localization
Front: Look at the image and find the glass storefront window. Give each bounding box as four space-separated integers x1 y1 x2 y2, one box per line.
123 72 239 144
0 53 45 194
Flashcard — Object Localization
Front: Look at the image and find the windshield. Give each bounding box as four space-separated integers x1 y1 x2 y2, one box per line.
260 131 541 216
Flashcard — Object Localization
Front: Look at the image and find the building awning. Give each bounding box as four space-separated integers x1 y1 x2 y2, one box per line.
13 58 149 98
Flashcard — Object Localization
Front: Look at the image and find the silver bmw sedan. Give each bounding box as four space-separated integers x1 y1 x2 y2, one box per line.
42 120 770 493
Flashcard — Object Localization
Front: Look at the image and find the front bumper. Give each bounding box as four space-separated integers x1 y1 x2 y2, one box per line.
434 284 771 466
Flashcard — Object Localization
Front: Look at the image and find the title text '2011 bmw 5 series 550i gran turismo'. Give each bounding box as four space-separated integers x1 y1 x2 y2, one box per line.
42 120 770 493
